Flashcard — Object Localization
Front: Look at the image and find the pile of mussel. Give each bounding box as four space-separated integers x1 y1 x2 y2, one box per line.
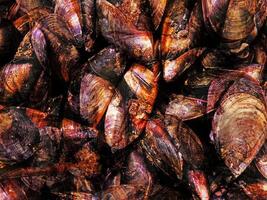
0 0 266 199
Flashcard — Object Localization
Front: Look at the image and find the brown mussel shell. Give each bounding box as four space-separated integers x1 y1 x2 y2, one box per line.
0 107 39 165
211 77 267 177
97 0 154 63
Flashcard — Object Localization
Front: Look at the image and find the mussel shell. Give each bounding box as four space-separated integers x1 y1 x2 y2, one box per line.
0 107 39 164
81 0 96 52
52 192 97 200
0 30 49 106
220 1 257 41
37 14 80 81
253 38 267 66
201 0 230 34
165 95 207 121
85 46 126 84
107 0 153 32
147 0 167 30
104 89 127 150
200 49 227 69
124 151 153 188
207 65 264 111
19 0 53 13
21 126 63 192
142 116 184 179
0 60 44 104
163 48 205 82
202 0 267 53
0 179 31 200
61 118 98 143
124 64 158 105
211 78 267 177
187 170 210 200
13 7 52 35
37 14 76 43
54 0 83 46
161 1 203 59
100 184 144 200
240 180 267 200
15 107 51 128
104 64 158 151
97 0 154 63
164 114 205 169
79 73 114 127
202 0 264 39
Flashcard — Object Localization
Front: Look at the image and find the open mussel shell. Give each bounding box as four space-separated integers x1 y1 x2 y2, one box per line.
97 0 154 63
211 77 267 177
0 19 21 66
0 107 39 165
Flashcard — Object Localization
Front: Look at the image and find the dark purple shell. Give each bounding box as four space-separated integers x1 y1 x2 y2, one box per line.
0 107 39 165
